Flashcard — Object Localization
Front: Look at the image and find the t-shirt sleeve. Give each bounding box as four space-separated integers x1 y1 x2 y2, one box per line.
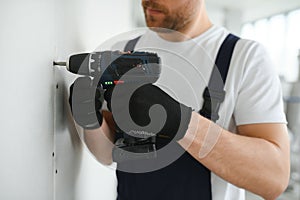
234 41 287 125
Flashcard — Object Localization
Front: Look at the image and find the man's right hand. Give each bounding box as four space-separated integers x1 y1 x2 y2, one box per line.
69 77 104 130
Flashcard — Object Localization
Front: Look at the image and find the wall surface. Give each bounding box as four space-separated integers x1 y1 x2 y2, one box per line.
0 0 132 199
0 1 55 199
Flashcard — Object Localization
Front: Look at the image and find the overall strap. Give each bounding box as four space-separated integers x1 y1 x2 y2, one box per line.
200 34 240 122
124 36 141 52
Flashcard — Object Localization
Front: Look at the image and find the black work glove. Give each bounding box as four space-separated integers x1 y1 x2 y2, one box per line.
69 77 104 130
105 83 192 141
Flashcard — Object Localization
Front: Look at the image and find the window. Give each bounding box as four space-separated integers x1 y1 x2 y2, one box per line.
241 9 300 82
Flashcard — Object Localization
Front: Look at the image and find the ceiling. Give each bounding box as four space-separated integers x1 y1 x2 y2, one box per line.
207 0 300 21
207 0 300 11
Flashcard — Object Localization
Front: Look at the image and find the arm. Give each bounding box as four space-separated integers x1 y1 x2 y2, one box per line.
84 110 115 165
178 112 290 200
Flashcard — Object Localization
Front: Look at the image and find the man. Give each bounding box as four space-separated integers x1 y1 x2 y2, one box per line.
70 0 290 199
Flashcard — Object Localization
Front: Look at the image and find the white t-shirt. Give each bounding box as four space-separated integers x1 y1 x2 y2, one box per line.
112 25 287 200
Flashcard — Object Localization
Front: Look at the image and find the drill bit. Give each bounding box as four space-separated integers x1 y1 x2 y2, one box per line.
53 61 67 66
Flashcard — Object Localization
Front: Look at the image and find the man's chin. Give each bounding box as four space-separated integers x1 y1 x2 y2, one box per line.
148 26 174 33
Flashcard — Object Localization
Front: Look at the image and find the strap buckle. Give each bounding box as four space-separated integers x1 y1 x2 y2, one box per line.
200 87 225 122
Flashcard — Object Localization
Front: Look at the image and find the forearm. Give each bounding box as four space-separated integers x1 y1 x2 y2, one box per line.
84 112 115 165
178 112 290 200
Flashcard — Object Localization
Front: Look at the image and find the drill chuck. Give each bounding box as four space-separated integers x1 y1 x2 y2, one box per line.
53 53 90 75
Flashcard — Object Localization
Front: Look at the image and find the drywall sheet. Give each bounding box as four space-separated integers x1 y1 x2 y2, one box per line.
0 0 132 199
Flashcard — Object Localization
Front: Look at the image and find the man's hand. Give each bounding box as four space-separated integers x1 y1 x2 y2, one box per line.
105 83 193 141
69 77 104 130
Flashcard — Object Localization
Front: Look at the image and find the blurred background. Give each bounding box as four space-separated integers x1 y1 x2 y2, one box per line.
0 0 300 199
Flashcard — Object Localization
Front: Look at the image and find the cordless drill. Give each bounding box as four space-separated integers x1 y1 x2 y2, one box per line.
54 50 162 162
54 51 161 88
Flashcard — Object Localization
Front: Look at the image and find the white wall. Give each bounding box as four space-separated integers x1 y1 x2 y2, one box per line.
0 1 55 199
0 0 132 199
206 3 244 35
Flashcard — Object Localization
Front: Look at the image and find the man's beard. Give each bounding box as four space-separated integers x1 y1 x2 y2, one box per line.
142 1 196 33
